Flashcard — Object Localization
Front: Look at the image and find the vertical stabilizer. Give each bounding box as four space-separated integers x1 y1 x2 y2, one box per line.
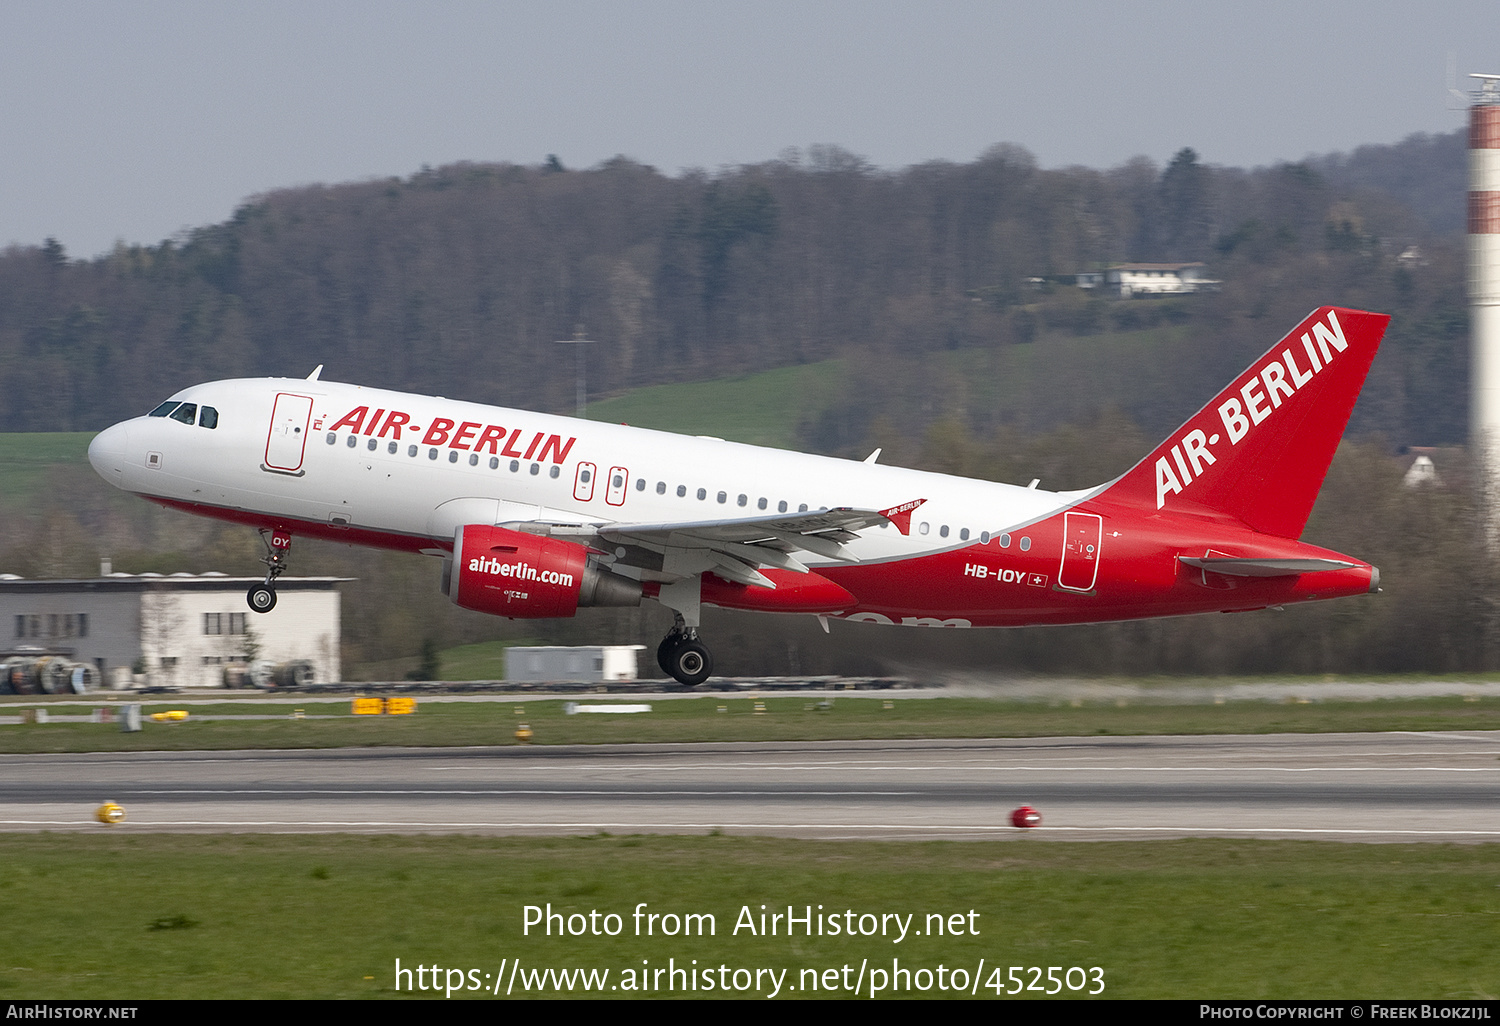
1095 307 1390 538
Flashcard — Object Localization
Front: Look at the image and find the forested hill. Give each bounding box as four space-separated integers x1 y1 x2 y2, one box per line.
0 131 1469 452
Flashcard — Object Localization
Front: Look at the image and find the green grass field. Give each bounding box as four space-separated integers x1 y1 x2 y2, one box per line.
2 694 1498 754
586 361 849 449
432 639 540 681
0 431 95 512
0 431 94 468
583 325 1191 448
0 834 1494 999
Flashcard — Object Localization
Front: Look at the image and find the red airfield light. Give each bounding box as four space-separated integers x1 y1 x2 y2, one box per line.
1010 805 1041 828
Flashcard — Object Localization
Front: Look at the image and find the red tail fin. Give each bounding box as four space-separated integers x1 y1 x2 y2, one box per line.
1096 307 1390 538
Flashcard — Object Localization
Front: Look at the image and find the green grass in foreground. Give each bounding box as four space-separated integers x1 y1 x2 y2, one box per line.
1 694 1498 754
0 834 1494 999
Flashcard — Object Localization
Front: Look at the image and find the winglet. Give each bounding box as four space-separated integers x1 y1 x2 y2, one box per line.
879 498 926 536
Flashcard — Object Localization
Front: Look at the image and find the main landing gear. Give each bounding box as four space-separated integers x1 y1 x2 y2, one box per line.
247 529 292 614
657 620 713 687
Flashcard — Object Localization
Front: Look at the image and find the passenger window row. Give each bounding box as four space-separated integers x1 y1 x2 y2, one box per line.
626 481 1007 546
911 523 1029 549
323 433 1019 546
326 432 561 477
633 478 813 513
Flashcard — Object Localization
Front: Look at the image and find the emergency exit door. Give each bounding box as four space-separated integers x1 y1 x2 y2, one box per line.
1058 512 1103 592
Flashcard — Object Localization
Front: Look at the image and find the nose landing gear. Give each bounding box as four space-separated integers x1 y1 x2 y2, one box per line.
246 582 277 613
247 528 293 613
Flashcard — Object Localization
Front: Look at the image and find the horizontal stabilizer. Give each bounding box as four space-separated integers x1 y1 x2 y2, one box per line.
1178 556 1357 577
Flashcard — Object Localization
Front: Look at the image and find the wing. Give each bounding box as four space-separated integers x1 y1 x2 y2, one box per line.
507 502 922 589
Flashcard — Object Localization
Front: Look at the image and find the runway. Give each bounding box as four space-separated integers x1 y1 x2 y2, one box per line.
2 731 1497 841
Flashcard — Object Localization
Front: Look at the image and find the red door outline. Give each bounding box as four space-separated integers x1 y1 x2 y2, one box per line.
1058 512 1103 592
605 466 629 506
573 462 597 502
265 393 313 472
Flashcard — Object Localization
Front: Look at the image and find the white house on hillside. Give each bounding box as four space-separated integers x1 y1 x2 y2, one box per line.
1104 262 1218 297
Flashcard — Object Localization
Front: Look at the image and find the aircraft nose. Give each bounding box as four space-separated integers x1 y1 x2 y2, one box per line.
88 422 130 484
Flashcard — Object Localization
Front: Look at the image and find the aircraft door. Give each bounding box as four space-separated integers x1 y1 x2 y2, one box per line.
265 393 313 473
605 466 629 506
1058 512 1103 592
574 462 597 502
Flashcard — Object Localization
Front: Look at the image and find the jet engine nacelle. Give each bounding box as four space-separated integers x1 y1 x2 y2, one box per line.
443 524 641 618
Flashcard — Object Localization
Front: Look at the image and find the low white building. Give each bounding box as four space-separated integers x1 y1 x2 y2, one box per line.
505 645 646 683
1104 262 1218 297
1 572 343 687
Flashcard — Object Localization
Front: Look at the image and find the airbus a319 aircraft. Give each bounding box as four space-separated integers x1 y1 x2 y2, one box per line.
88 306 1388 685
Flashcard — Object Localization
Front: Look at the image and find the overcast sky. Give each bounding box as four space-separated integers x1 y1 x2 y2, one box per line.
4 1 1499 259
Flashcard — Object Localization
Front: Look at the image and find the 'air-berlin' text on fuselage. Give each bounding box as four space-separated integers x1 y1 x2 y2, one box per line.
323 406 577 464
1155 311 1349 509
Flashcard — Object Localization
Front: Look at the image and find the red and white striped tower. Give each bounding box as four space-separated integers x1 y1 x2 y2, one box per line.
1470 73 1500 518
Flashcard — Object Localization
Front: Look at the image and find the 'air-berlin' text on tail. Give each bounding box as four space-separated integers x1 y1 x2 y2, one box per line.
1095 307 1390 539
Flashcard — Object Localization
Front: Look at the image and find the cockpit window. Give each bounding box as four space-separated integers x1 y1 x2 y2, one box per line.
199 406 218 429
148 401 180 418
168 403 197 425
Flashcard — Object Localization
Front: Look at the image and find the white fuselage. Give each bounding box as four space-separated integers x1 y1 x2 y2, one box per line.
89 377 1075 569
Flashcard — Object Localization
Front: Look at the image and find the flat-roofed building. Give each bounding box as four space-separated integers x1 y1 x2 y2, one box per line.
505 645 645 683
0 572 342 687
